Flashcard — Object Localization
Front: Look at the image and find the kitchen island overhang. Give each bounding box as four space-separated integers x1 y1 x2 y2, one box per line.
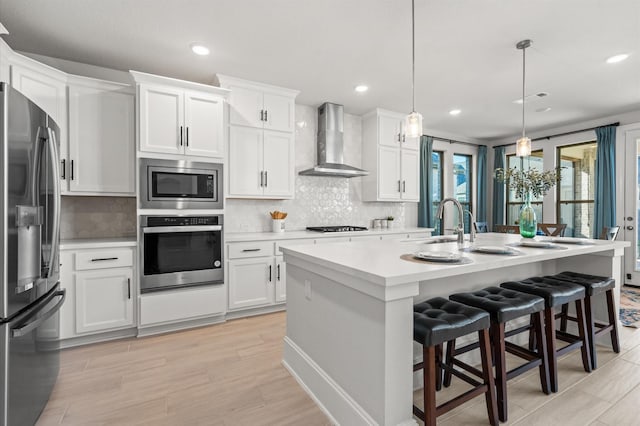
280 233 629 426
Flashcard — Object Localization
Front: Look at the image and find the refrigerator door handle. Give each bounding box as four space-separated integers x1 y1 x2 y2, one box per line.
11 289 66 338
45 127 61 278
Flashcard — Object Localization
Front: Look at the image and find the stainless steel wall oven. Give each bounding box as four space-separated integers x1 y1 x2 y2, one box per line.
140 215 223 293
139 158 223 210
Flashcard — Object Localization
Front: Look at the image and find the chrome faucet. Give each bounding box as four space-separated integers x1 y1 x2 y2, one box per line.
465 210 476 243
436 198 465 245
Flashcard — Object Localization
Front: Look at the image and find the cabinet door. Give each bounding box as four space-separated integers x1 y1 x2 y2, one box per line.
401 149 420 201
227 85 263 128
138 85 184 155
68 82 135 193
184 91 224 158
263 130 294 197
263 93 294 132
275 256 286 303
59 251 76 340
228 258 274 310
75 268 134 334
378 146 401 200
11 64 67 188
378 114 401 147
228 126 264 196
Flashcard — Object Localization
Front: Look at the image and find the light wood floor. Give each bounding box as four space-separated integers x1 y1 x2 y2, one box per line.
37 312 640 426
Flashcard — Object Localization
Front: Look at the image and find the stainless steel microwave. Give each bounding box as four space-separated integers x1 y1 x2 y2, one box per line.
139 158 223 209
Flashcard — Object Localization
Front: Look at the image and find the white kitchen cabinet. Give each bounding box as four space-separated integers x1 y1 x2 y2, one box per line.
362 109 420 202
132 71 228 159
75 268 134 333
218 75 299 199
67 75 135 195
228 257 274 310
59 244 137 343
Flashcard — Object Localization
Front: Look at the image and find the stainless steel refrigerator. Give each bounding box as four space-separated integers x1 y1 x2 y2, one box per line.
0 82 65 426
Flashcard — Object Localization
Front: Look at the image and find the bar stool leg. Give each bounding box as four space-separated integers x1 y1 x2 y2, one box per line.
489 322 507 422
544 306 559 393
584 295 597 369
435 344 443 391
423 345 437 426
560 303 569 332
533 311 551 394
575 299 593 373
606 289 621 354
443 339 455 388
478 329 499 426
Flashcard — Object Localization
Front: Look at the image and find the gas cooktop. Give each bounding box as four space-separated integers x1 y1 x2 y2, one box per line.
306 226 368 233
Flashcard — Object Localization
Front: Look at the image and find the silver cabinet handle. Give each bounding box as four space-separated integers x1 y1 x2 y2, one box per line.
91 257 118 262
398 180 401 192
277 264 280 281
127 278 131 299
186 127 189 147
264 110 268 122
179 126 183 146
61 159 66 180
260 110 264 121
242 248 261 252
265 171 268 187
403 180 406 193
268 265 272 282
260 171 264 187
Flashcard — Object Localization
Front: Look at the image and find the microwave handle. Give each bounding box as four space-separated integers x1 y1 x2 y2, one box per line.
142 225 222 234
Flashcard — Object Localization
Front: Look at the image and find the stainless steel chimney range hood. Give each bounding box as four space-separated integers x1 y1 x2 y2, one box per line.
299 102 368 178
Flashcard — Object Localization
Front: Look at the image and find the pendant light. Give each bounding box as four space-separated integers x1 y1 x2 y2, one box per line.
515 39 532 157
404 0 423 138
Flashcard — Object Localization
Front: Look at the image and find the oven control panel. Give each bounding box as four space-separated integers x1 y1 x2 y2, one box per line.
145 216 222 227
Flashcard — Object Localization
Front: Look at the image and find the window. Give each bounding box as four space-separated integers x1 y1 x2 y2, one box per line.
557 142 596 237
432 151 443 234
453 154 472 233
506 150 544 225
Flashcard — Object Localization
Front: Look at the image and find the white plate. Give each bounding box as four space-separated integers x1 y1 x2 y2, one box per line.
549 238 592 245
414 250 462 262
473 245 514 254
519 239 555 248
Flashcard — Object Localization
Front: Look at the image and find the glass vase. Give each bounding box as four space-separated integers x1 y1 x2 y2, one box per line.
519 193 537 238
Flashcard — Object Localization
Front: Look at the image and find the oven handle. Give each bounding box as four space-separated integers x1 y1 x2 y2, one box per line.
142 225 222 234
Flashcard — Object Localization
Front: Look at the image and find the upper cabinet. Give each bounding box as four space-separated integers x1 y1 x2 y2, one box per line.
131 71 228 160
361 109 420 202
67 75 135 195
218 75 299 199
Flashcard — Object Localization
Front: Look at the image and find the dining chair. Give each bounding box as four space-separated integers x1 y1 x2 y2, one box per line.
537 223 567 237
474 222 489 233
494 225 520 234
599 226 620 241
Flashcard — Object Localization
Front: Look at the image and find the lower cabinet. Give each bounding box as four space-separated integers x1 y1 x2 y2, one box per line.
59 245 136 341
228 257 275 310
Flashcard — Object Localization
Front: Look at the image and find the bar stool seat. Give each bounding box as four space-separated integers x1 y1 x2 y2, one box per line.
501 277 592 393
550 271 620 369
413 297 498 426
449 287 549 422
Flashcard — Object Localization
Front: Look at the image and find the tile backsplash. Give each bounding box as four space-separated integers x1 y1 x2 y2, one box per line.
225 104 417 233
61 196 136 239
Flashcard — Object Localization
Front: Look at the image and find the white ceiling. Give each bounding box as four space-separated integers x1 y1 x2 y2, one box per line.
1 0 639 141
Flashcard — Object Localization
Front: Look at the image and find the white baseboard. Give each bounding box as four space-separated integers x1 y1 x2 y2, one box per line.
136 314 225 337
282 336 418 426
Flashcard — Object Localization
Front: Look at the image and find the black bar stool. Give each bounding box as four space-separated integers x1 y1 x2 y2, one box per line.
501 277 592 393
448 287 550 422
413 297 498 426
550 271 620 369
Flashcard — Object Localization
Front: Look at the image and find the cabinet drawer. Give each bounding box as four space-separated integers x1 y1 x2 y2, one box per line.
75 248 133 270
140 284 226 326
274 238 315 255
228 241 274 259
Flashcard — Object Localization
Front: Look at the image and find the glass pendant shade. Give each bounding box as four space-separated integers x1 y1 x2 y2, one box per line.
516 136 531 157
404 111 423 138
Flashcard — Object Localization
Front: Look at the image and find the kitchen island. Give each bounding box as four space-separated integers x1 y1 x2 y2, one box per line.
280 233 629 426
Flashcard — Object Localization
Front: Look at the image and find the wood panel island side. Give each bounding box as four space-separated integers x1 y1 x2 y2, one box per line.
280 233 629 426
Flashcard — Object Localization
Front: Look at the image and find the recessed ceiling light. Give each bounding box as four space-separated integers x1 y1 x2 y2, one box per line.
606 54 629 64
536 107 552 113
449 109 461 116
191 43 210 56
354 85 369 93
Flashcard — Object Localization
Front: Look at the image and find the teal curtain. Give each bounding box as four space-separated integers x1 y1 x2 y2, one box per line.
593 125 617 238
476 145 487 222
492 146 506 226
418 136 434 228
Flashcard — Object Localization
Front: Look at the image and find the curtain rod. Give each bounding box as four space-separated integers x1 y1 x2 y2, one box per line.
493 122 620 149
428 135 484 148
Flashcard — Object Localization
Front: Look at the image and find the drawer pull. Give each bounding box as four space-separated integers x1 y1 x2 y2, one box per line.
91 257 118 262
242 248 261 252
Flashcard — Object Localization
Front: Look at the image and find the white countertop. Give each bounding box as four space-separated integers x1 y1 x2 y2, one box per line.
224 227 434 242
61 237 137 250
281 233 629 287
